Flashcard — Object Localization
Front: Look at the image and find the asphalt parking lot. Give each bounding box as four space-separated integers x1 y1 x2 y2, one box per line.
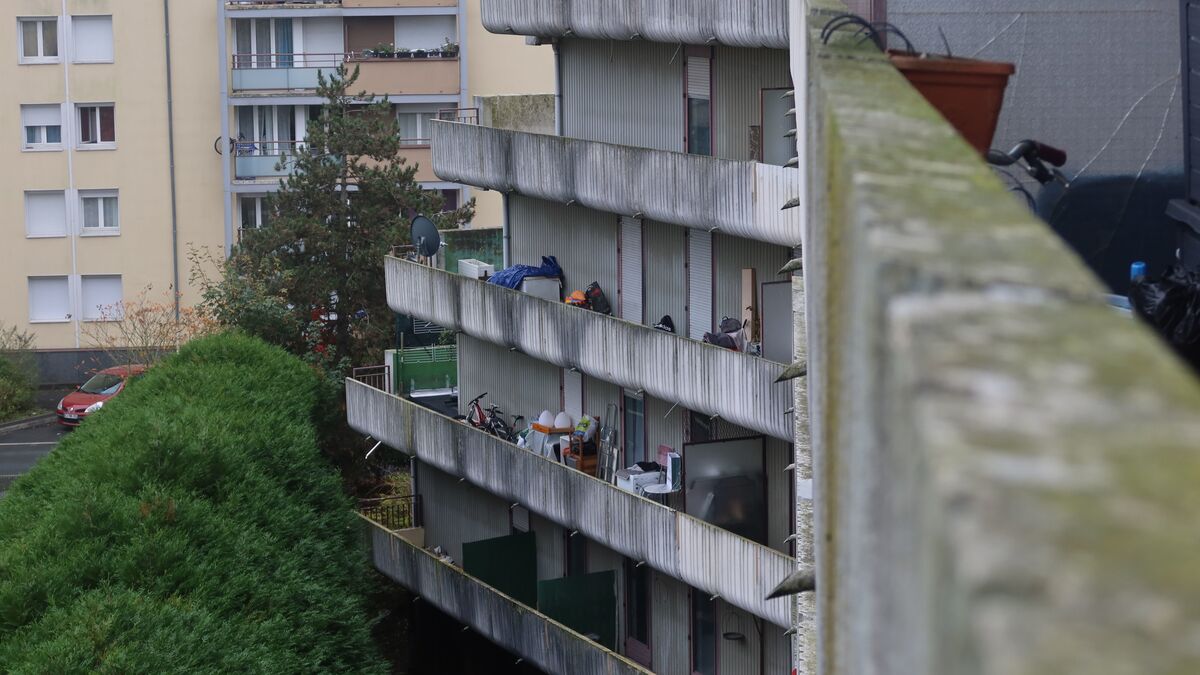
0 420 65 496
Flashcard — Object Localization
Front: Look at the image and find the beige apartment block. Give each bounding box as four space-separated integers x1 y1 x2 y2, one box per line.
2 0 551 354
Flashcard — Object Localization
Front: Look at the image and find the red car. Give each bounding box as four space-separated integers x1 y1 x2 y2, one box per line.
56 364 147 427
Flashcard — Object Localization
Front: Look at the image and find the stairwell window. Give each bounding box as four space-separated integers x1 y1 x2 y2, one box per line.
19 18 59 64
77 104 115 148
21 104 62 150
80 191 119 234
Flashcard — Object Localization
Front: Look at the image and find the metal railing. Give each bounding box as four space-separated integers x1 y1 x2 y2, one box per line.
351 364 389 392
232 52 348 69
359 494 422 530
228 0 339 6
437 107 479 125
234 139 302 157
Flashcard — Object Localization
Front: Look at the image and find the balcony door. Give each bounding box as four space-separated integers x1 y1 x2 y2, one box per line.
233 18 294 69
236 106 298 157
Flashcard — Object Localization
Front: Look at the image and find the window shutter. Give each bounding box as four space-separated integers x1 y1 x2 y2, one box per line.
28 277 70 322
620 216 643 323
81 275 123 321
72 15 113 62
564 369 583 419
21 104 60 127
25 192 66 237
687 57 711 99
687 229 713 339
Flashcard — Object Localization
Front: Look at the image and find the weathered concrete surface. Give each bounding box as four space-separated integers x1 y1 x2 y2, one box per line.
362 516 652 675
802 1 1200 674
479 0 790 49
478 94 556 134
430 121 804 247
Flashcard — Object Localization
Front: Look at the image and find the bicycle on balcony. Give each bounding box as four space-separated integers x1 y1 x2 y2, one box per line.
986 139 1068 211
457 392 524 443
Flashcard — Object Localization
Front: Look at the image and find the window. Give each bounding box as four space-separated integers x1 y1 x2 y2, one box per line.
623 391 646 463
397 111 437 144
624 559 652 665
28 277 70 323
691 592 717 674
77 104 115 147
19 18 58 63
239 195 272 230
686 54 712 156
81 275 122 321
72 16 113 63
233 18 293 68
25 191 67 237
21 104 62 149
236 106 295 155
80 191 119 233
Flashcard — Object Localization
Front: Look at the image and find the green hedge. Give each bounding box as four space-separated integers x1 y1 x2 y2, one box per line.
0 333 386 673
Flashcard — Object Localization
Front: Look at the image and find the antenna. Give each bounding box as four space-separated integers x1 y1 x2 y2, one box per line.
410 215 442 263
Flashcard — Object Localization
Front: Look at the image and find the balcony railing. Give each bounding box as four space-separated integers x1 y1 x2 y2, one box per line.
359 495 422 530
361 515 652 675
231 52 344 91
347 378 793 627
430 121 802 248
385 255 794 440
234 140 300 179
479 0 789 50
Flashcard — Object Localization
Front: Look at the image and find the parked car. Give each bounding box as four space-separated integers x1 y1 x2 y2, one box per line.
56 364 147 427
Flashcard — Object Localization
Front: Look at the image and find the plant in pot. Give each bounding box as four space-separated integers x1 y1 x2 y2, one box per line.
821 14 1015 155
441 37 459 58
412 48 428 59
371 42 395 59
396 47 411 59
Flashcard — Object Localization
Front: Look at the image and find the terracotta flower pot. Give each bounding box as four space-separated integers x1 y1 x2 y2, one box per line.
888 51 1015 154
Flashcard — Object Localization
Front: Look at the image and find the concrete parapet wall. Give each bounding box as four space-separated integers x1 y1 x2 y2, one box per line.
802 1 1200 674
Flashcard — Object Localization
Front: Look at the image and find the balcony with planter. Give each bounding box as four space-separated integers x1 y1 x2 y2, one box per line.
348 378 794 627
385 255 796 440
430 121 803 248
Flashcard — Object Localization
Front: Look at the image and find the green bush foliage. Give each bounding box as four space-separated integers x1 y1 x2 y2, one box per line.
0 333 386 673
0 323 36 421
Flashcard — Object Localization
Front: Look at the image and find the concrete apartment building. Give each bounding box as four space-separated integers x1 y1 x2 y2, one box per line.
4 0 550 361
349 1 804 673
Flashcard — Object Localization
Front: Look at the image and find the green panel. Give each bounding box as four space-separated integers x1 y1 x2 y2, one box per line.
537 570 617 650
442 228 503 274
395 345 457 393
462 531 537 607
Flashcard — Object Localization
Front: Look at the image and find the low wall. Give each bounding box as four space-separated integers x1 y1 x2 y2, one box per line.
803 1 1200 674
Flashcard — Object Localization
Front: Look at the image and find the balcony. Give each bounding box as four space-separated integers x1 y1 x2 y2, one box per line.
479 0 789 49
230 53 458 96
227 1 456 10
233 140 299 180
361 515 651 674
348 379 794 627
430 122 802 248
385 255 794 440
346 56 460 96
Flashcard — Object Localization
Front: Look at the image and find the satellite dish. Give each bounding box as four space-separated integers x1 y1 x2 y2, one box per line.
411 216 442 258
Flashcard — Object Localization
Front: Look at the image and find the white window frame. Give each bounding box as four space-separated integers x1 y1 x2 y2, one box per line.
396 110 438 146
76 103 116 149
80 274 123 322
79 190 119 235
21 104 64 151
24 190 67 239
28 276 71 324
17 17 60 65
239 194 271 231
71 15 114 64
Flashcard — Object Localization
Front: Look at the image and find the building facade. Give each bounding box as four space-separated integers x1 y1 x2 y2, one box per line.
4 0 551 358
349 1 808 672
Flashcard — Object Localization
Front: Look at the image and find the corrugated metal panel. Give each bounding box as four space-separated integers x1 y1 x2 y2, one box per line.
712 232 791 333
713 46 791 161
509 194 619 296
650 571 690 675
687 230 714 340
620 217 644 323
387 256 794 440
561 39 684 152
529 512 566 581
766 438 794 555
687 57 711 99
458 335 561 420
364 518 652 675
565 368 584 419
347 380 794 627
585 376 621 429
643 219 687 331
645 394 685 457
478 0 791 49
430 122 804 247
718 604 763 675
763 622 794 675
417 460 512 566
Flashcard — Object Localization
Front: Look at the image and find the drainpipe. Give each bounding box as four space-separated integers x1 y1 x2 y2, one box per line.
553 40 563 136
163 0 181 318
62 0 79 348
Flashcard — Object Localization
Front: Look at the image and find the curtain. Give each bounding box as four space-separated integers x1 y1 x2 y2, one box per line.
234 20 251 68
274 19 293 68
103 196 119 229
99 106 115 143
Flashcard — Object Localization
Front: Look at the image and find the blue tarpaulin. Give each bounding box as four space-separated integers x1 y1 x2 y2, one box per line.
487 256 563 289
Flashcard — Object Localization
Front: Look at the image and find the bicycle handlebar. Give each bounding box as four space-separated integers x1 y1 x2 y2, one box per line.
986 139 1068 186
1032 141 1067 168
467 392 487 404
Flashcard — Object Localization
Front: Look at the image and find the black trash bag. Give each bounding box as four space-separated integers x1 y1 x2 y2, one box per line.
585 281 613 315
703 331 738 350
654 315 676 333
1130 264 1200 370
719 316 743 334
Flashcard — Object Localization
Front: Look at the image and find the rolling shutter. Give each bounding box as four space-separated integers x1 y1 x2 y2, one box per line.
687 229 713 339
620 216 643 323
687 57 711 99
